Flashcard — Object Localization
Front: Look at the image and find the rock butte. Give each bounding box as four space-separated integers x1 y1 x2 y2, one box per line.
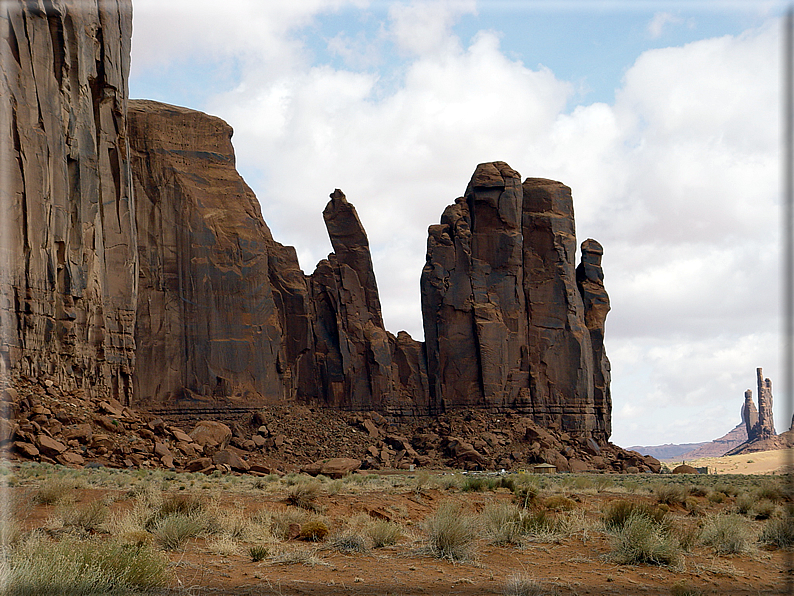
2 0 621 458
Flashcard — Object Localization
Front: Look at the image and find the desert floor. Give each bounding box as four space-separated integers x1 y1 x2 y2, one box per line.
2 462 791 595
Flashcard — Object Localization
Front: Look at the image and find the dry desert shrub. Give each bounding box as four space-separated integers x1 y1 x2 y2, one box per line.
543 495 577 512
207 534 241 556
733 492 754 516
271 546 326 566
53 499 109 533
503 573 559 596
670 581 704 596
286 480 322 511
269 507 310 540
609 511 680 566
482 502 524 545
32 477 77 505
425 501 478 561
3 534 170 595
760 513 794 548
654 483 688 506
330 530 369 554
699 513 750 555
366 519 403 547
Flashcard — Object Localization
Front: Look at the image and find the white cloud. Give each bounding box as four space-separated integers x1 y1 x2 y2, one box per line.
647 11 684 39
387 0 477 55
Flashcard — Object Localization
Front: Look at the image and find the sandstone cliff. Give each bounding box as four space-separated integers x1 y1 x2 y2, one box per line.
421 165 611 440
742 367 776 442
0 0 136 402
3 2 615 447
128 100 292 408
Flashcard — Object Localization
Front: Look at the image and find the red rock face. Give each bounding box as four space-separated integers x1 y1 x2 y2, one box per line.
298 190 430 415
129 100 289 407
0 0 136 402
421 165 612 441
4 2 613 443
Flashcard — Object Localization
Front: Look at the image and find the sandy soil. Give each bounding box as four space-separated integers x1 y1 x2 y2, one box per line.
666 448 793 475
7 468 790 596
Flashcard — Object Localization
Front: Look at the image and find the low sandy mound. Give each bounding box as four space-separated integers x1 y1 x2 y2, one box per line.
679 448 792 475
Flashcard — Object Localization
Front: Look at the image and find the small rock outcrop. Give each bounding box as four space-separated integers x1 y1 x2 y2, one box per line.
743 368 776 442
421 164 611 441
0 0 136 402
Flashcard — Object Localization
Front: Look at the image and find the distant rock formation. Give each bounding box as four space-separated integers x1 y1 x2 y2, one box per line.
743 368 776 441
0 0 136 402
421 166 611 440
679 422 748 459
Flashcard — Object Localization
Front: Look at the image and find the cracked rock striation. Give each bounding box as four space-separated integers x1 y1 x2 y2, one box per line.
421 166 611 440
1 0 136 402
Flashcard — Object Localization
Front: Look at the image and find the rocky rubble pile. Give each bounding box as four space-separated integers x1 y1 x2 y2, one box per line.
0 376 659 474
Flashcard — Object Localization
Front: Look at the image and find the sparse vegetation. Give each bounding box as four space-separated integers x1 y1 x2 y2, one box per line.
366 520 402 547
503 573 557 596
286 481 322 511
699 513 750 555
425 500 477 561
609 511 680 566
4 535 170 595
760 513 794 548
299 519 329 541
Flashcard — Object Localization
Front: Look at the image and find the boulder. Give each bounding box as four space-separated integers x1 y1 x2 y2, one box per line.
189 421 232 451
303 457 361 479
672 464 699 474
37 435 67 457
212 449 250 472
185 457 213 472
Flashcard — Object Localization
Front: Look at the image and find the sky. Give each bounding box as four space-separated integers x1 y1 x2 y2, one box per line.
129 0 788 448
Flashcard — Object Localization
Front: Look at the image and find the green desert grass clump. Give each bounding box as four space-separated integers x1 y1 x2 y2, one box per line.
299 520 329 542
150 513 206 550
609 511 680 566
249 544 270 561
425 501 478 561
4 534 170 595
601 500 667 530
699 513 750 555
